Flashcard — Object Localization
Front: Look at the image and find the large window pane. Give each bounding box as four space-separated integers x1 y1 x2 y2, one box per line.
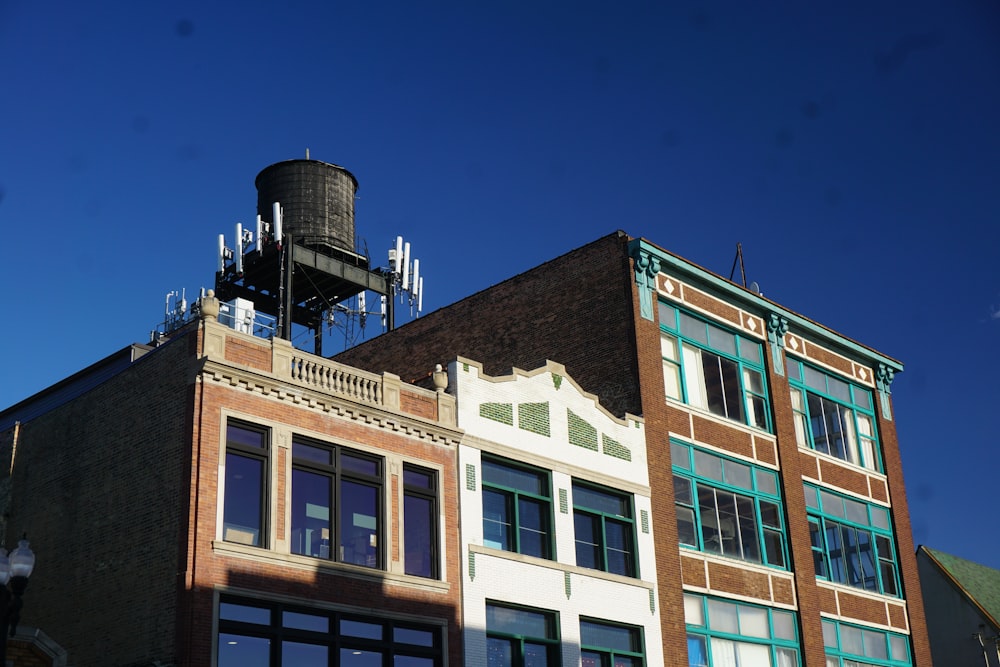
219 598 442 666
341 480 379 567
676 441 788 570
224 452 264 546
283 641 327 664
218 634 269 667
291 439 385 570
404 493 434 577
483 458 552 559
221 602 270 624
487 603 558 667
807 483 900 597
524 642 552 666
403 464 437 578
688 594 801 667
518 497 550 558
574 513 601 569
574 482 637 577
790 359 881 471
342 648 383 665
660 305 769 431
484 489 513 550
605 519 634 576
487 637 514 667
291 468 331 558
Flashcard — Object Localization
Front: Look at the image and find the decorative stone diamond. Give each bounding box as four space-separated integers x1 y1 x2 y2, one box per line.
745 316 757 332
663 278 676 295
787 336 799 351
857 368 868 381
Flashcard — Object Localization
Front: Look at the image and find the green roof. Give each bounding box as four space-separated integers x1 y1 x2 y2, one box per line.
921 546 1000 628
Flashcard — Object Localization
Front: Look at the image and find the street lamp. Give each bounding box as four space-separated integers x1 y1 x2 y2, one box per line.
0 536 36 664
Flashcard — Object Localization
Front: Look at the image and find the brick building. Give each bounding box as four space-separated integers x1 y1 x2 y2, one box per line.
0 305 463 666
336 231 932 667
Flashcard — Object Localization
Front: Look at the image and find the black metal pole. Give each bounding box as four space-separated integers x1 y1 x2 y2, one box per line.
0 576 28 667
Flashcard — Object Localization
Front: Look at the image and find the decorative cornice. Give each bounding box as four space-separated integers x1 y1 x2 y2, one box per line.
200 362 462 447
628 238 904 375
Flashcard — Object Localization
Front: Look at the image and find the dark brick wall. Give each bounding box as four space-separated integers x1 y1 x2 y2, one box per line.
0 329 197 666
335 232 642 418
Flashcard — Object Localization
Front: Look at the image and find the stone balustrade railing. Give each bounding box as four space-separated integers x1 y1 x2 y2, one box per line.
200 317 455 426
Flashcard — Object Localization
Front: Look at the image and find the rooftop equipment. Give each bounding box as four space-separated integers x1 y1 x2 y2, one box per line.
212 155 423 355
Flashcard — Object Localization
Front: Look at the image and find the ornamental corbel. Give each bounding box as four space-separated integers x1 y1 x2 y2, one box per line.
876 363 895 421
766 312 789 376
631 248 661 321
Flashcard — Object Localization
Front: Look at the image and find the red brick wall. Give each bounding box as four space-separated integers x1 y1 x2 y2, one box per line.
877 397 933 666
768 348 830 667
630 266 690 667
180 370 463 666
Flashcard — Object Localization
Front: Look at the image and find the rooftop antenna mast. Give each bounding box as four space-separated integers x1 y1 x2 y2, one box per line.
387 235 424 326
730 242 747 288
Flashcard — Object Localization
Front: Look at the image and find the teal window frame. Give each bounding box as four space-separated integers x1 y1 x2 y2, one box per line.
486 602 560 667
684 593 800 667
572 480 638 578
787 358 881 472
580 617 645 666
822 618 912 667
659 301 771 432
482 456 554 560
672 440 788 570
805 484 900 597
217 594 443 666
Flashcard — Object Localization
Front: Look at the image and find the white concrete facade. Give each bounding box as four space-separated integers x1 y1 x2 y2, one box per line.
451 358 664 666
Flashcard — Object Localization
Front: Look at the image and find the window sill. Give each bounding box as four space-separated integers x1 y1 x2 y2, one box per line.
212 540 451 593
469 544 653 589
815 578 904 603
798 444 887 480
678 546 790 576
665 398 775 440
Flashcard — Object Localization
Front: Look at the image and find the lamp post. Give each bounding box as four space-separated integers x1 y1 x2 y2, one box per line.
0 536 36 666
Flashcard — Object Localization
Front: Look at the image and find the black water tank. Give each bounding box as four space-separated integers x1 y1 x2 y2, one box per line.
255 159 358 253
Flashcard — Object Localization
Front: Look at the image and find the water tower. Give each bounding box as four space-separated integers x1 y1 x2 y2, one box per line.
214 157 395 355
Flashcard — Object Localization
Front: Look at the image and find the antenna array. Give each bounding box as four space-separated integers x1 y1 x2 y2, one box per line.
387 235 424 322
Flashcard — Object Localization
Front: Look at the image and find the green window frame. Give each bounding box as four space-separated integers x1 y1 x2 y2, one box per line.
580 618 645 667
659 302 771 432
217 595 443 666
684 593 800 667
787 358 881 472
822 619 912 667
482 456 554 559
486 602 560 667
672 440 788 569
805 484 900 597
572 481 638 578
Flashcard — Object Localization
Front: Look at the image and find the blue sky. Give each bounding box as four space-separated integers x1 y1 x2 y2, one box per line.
2 2 998 567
